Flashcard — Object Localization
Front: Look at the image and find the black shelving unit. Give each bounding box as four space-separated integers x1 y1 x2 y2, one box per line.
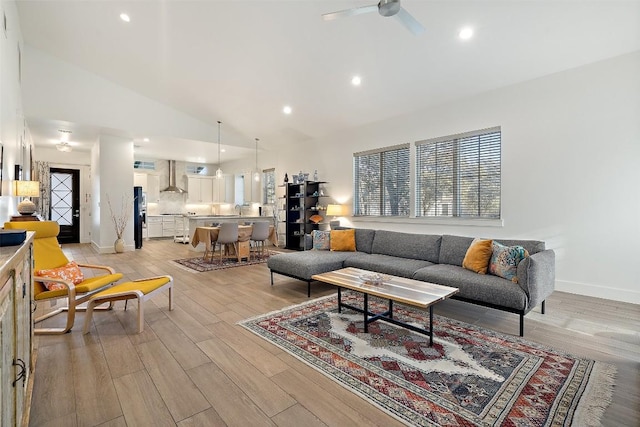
285 181 329 250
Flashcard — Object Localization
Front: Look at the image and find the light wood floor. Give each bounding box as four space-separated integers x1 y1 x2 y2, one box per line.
29 239 640 427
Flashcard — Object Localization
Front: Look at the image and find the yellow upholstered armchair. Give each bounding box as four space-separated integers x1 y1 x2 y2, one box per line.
4 221 123 334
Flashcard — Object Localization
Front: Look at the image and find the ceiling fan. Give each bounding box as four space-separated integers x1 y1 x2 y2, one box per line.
322 0 425 35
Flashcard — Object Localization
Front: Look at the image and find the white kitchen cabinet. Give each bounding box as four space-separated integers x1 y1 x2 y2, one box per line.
134 173 160 203
134 172 147 189
146 174 160 203
0 233 34 427
212 175 233 203
147 216 163 238
187 176 214 203
162 215 178 237
243 174 252 203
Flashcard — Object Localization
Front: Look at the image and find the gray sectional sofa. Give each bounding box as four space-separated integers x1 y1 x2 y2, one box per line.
267 228 555 336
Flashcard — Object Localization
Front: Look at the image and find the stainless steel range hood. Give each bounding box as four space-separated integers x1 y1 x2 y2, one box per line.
161 160 187 193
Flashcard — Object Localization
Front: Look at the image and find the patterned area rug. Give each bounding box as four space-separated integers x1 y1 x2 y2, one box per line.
239 292 616 427
172 253 270 272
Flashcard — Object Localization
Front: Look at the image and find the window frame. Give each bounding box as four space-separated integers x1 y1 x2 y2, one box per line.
415 126 501 220
353 143 410 217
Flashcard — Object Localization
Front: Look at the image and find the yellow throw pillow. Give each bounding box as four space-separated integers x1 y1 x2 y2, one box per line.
462 238 493 274
330 229 356 252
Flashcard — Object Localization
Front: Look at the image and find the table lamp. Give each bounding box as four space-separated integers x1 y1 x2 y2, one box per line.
14 180 40 215
326 204 344 229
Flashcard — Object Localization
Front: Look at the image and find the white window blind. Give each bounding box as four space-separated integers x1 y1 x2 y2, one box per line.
354 144 410 216
416 128 501 219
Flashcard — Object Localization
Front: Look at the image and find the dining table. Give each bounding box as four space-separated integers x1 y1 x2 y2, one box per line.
191 224 277 261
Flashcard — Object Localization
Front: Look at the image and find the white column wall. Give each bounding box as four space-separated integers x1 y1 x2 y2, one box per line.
92 135 134 253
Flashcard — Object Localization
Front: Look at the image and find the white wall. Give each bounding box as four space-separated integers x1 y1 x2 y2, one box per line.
0 0 27 223
258 51 640 304
21 47 219 144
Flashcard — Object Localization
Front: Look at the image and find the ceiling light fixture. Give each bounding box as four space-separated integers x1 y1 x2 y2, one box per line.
459 27 473 40
253 138 260 182
56 141 72 152
120 13 130 22
216 120 223 179
56 129 72 152
143 137 149 142
351 75 362 86
283 105 292 115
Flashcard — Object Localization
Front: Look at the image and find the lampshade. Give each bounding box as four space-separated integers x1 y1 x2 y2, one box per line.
14 180 40 215
14 180 40 197
326 204 344 217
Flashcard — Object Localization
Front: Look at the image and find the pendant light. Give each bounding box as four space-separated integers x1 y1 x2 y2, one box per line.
215 120 223 179
253 138 260 182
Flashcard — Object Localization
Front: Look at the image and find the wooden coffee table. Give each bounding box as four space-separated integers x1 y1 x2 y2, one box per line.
312 267 458 346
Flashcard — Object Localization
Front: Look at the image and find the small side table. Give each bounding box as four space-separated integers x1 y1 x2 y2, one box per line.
10 215 41 222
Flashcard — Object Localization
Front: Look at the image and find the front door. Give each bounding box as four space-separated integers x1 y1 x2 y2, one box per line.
50 168 80 244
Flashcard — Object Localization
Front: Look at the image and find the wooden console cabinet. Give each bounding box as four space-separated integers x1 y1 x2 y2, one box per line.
0 232 35 426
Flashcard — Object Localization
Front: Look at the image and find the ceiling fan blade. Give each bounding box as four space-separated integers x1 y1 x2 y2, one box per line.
322 5 378 21
395 7 425 35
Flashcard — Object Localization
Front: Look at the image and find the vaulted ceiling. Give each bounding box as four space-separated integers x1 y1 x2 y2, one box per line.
16 0 640 161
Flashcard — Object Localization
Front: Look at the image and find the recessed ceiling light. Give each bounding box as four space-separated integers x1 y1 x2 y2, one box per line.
120 13 130 23
459 27 473 40
143 137 149 142
351 75 362 86
221 149 226 153
283 105 292 115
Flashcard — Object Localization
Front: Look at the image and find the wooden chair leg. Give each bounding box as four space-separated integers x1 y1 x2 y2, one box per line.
137 297 144 333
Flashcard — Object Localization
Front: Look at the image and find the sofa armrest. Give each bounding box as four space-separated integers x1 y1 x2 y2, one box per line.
516 249 555 311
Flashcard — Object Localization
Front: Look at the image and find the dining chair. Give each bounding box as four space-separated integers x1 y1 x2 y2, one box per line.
250 221 271 260
214 222 239 264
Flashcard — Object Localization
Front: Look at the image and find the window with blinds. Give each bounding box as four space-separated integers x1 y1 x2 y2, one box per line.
416 127 501 219
263 168 276 205
133 161 155 170
354 144 410 216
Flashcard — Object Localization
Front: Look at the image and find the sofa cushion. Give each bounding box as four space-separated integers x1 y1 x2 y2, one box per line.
312 230 330 250
439 235 474 266
494 239 545 255
330 229 356 251
371 230 441 262
489 242 529 283
267 251 356 281
344 253 434 279
462 238 493 274
413 264 527 311
336 227 376 254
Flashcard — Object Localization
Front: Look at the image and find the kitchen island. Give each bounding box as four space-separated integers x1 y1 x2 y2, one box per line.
183 215 275 251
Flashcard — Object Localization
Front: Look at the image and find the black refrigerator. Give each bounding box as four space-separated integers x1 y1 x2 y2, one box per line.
134 186 144 249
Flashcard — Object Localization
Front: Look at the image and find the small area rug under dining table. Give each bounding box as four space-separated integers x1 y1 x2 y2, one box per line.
239 292 615 427
172 253 270 272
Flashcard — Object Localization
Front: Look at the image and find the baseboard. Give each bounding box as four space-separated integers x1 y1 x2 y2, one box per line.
555 279 640 305
90 240 135 254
